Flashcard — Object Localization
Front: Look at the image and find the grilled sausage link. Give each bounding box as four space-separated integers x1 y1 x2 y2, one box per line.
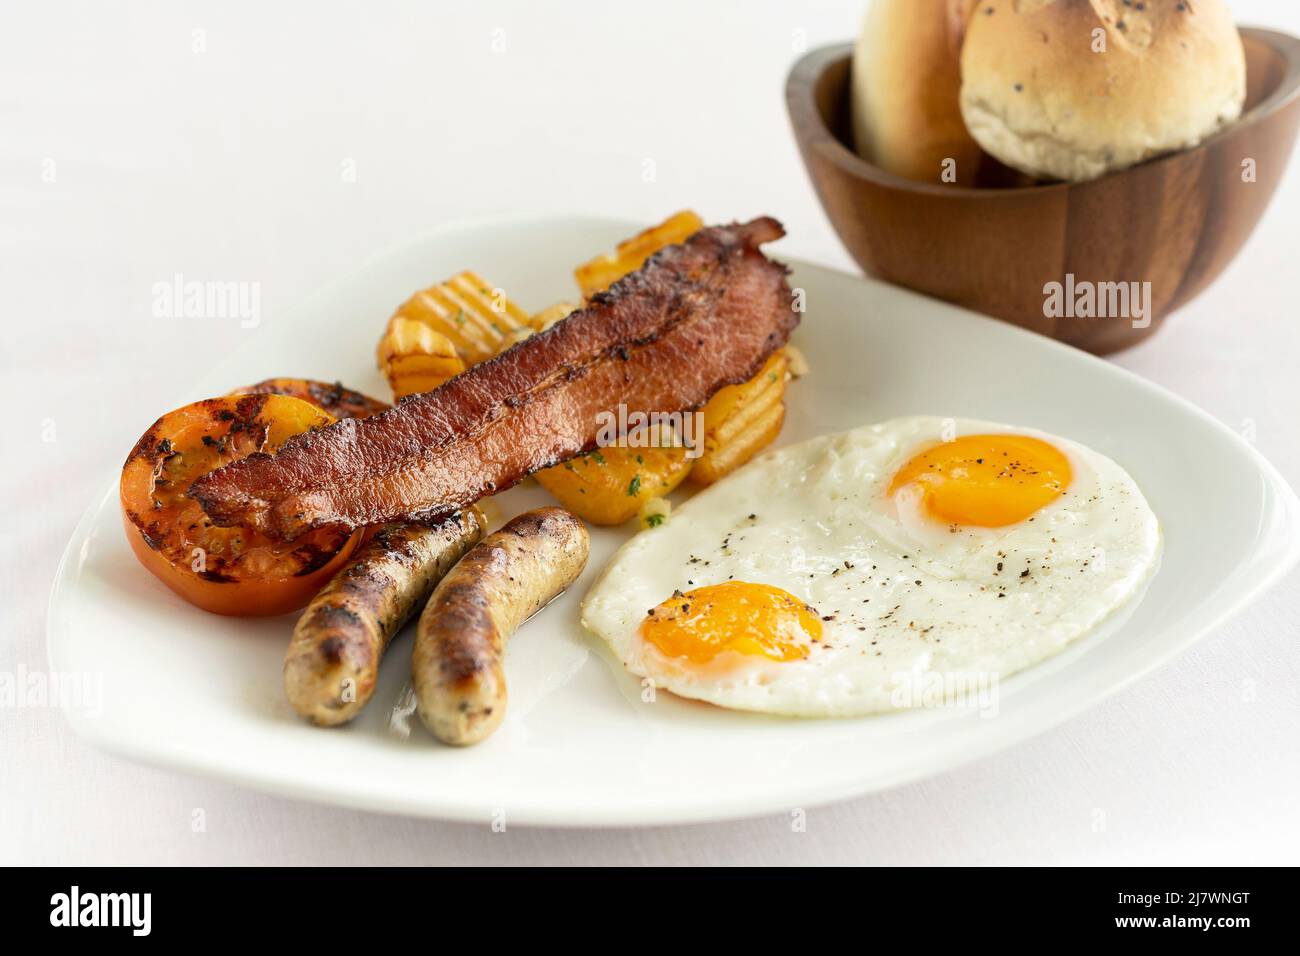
413 507 589 745
285 509 485 726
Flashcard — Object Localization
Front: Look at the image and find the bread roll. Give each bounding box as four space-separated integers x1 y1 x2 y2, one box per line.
851 0 984 182
960 0 1246 182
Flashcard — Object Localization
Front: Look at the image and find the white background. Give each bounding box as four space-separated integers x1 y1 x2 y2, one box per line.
3 0 1298 865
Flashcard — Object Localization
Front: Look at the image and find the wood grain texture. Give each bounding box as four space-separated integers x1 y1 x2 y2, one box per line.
787 29 1300 355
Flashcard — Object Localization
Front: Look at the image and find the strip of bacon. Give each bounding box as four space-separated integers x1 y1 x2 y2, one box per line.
190 218 797 539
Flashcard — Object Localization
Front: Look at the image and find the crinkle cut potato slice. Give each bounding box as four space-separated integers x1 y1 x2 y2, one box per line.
377 270 532 398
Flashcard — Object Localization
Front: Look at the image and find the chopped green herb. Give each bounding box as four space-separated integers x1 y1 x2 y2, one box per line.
646 514 664 527
627 474 642 496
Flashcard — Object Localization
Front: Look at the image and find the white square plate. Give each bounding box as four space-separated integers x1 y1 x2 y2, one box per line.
47 216 1300 826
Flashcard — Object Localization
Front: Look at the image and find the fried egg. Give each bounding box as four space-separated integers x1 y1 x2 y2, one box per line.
581 416 1161 716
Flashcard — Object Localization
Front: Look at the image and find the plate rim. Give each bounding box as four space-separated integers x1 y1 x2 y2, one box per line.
46 214 1300 827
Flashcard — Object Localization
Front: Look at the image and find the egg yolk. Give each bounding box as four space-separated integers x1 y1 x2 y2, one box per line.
888 434 1072 527
639 582 822 664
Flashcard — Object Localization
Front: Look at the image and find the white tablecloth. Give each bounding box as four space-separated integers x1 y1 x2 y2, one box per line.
4 0 1298 865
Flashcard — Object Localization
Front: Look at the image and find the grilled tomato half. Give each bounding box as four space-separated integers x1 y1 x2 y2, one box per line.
120 394 362 616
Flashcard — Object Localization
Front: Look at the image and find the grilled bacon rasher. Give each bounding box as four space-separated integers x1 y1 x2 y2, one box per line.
189 218 799 539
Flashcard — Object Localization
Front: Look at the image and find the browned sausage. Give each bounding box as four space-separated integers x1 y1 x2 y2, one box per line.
413 507 589 745
284 509 485 726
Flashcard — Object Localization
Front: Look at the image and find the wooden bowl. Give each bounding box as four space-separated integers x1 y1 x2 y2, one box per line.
786 28 1300 354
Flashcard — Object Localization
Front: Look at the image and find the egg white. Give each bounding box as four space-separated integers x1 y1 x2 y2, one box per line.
580 416 1162 717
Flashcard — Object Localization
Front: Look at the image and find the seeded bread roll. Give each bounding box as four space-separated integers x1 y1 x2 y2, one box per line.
960 0 1246 182
851 0 984 182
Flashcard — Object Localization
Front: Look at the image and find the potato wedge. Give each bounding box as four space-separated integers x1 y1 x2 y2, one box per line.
377 271 531 398
574 211 704 299
535 442 693 526
377 318 465 399
690 350 790 486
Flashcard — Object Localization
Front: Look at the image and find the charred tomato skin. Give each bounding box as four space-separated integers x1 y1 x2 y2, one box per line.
228 378 389 421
